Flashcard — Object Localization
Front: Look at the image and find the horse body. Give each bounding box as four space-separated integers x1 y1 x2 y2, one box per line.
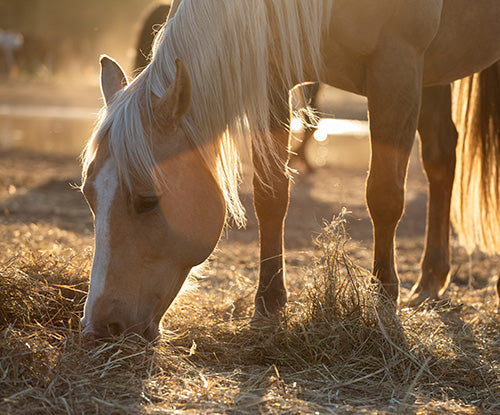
322 1 500 92
320 0 500 305
81 0 500 340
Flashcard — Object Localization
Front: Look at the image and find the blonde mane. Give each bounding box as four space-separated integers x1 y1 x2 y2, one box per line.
83 0 332 226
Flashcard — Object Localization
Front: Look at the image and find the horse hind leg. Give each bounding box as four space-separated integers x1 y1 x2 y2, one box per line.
408 85 457 306
367 137 412 305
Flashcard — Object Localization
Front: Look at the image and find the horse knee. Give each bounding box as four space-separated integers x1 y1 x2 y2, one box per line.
366 174 405 228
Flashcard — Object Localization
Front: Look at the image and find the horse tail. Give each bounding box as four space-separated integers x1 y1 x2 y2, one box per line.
451 61 500 254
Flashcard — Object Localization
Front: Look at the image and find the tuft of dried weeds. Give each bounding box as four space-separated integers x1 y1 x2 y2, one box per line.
1 212 499 414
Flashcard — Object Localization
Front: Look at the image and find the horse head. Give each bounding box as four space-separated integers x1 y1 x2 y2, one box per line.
80 56 226 341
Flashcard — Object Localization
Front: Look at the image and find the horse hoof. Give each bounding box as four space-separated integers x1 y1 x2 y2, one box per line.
406 287 438 307
252 304 283 320
250 310 281 331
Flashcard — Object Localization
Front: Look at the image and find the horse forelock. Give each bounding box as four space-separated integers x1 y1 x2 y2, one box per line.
83 0 332 227
82 73 158 191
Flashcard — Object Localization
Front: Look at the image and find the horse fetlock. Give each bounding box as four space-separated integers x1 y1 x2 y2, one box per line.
406 287 438 307
407 268 450 307
372 265 400 305
381 281 400 305
420 263 451 292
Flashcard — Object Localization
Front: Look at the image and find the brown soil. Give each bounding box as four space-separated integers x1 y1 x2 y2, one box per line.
1 81 499 414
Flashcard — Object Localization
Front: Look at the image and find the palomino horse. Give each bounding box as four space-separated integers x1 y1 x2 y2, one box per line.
81 0 500 341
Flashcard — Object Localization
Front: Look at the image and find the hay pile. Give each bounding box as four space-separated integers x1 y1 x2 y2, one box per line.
1 213 499 414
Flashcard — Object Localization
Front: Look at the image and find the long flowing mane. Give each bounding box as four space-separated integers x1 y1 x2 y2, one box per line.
83 0 332 225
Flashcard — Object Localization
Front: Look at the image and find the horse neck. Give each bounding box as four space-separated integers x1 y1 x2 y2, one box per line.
146 0 331 223
153 1 330 134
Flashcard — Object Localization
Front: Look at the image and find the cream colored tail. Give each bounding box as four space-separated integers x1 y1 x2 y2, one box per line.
452 61 500 254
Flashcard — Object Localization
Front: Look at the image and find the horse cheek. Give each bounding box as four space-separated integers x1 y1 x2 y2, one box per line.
158 151 226 266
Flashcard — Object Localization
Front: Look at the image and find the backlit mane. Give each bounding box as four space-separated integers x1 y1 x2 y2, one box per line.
83 0 332 226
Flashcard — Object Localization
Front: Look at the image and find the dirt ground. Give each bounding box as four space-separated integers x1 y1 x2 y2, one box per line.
1 81 500 413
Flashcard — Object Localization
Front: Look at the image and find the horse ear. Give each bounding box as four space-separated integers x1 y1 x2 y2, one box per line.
156 58 191 126
100 55 128 106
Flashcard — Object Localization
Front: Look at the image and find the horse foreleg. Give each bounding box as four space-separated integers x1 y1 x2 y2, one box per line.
408 85 457 305
252 128 290 317
366 45 423 304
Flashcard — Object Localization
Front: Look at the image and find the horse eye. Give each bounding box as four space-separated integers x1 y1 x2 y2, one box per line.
133 194 159 214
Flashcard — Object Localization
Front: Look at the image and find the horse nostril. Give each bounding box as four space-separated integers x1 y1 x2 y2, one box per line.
82 328 97 342
107 322 124 337
142 324 160 343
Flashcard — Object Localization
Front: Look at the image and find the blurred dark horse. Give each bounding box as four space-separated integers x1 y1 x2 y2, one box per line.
134 4 171 72
0 30 23 78
293 82 320 171
134 3 320 171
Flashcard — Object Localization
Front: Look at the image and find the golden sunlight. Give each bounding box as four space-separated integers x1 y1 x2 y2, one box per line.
313 119 368 142
291 117 368 142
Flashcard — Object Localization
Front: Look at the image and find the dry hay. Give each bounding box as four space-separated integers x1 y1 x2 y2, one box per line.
1 212 499 414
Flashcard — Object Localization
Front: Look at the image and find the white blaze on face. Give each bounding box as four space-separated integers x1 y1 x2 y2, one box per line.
81 158 118 330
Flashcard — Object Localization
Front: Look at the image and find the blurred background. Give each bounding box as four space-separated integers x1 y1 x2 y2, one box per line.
0 1 173 156
0 0 164 78
0 0 367 161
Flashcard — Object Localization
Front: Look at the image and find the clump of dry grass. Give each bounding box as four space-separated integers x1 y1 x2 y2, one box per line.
0 251 167 414
1 213 499 414
0 250 87 330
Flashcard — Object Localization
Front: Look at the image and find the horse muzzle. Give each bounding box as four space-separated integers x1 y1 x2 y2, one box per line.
81 317 160 343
